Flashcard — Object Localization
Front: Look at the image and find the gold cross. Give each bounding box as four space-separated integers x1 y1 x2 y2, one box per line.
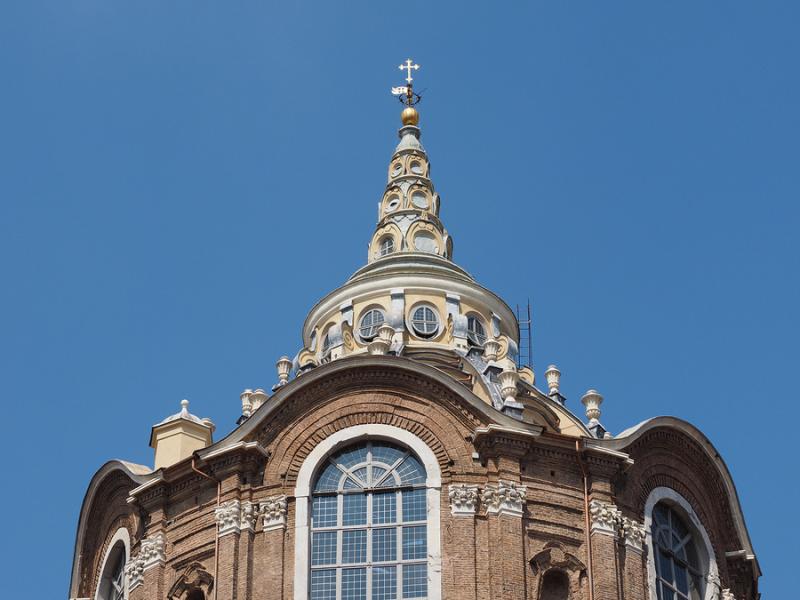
399 58 420 84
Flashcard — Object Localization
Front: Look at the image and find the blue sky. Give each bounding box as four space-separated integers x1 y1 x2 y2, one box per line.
1 2 797 596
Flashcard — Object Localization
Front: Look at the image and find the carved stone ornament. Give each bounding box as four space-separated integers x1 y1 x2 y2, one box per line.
125 557 144 591
448 484 479 516
125 532 166 590
214 500 240 536
721 590 737 600
481 480 526 517
259 495 288 531
620 516 646 553
529 542 587 600
240 501 257 532
588 500 621 537
167 561 214 600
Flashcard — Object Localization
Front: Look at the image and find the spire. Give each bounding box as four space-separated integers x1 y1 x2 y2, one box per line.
368 60 453 263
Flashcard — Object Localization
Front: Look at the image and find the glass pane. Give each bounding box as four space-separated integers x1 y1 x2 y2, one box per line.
658 550 673 581
352 467 369 486
402 564 427 598
312 496 338 528
343 494 367 526
395 456 425 485
342 529 367 564
378 473 400 488
373 492 397 524
654 504 669 528
371 466 387 486
311 531 337 566
675 564 689 594
344 477 363 490
310 569 337 600
335 445 369 470
315 463 344 492
402 489 426 522
371 443 406 467
373 565 397 600
342 568 367 600
372 527 397 562
402 526 427 560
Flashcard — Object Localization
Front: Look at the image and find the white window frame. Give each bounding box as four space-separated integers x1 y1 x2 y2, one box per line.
466 314 487 346
294 425 442 600
95 527 130 600
379 237 395 257
644 487 719 600
408 305 440 339
358 308 386 341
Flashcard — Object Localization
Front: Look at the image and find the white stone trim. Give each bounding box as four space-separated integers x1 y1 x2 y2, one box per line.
589 500 621 537
644 487 721 600
293 424 442 600
482 480 526 518
620 516 646 554
125 532 165 591
214 500 258 537
259 495 288 531
448 484 479 516
95 527 130 600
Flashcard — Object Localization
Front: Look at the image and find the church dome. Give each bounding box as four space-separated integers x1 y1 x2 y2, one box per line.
293 105 534 417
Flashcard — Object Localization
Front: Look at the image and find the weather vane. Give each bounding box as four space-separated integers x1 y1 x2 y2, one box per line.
391 58 421 107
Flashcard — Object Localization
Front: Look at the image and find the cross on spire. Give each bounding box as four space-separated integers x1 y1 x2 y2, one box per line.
399 59 420 84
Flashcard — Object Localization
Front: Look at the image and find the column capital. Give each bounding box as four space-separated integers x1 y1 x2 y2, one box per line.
482 480 526 518
448 484 479 516
124 532 166 591
259 495 288 531
620 516 646 553
588 499 621 537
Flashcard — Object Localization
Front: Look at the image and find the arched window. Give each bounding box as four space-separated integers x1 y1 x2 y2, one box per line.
359 309 385 341
652 503 704 600
97 539 127 600
540 569 570 600
379 236 395 257
310 440 428 600
466 315 487 346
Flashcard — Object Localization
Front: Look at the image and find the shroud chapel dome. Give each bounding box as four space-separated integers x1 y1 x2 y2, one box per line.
69 86 760 600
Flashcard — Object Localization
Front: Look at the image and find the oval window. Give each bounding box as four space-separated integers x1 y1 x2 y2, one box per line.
385 196 400 213
391 163 403 177
413 232 437 253
410 161 424 175
411 191 429 209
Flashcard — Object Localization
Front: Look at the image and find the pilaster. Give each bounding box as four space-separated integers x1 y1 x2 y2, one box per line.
482 481 527 600
252 494 289 600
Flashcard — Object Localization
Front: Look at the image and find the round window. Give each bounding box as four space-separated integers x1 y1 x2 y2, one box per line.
411 191 429 209
410 161 424 175
385 196 400 213
413 232 437 253
410 305 439 337
467 315 487 346
391 163 403 177
359 308 385 340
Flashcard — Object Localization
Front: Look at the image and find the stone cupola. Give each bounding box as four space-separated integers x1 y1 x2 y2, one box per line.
150 399 215 470
368 107 453 263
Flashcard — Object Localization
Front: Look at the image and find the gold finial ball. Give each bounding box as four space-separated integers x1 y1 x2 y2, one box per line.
401 107 419 126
